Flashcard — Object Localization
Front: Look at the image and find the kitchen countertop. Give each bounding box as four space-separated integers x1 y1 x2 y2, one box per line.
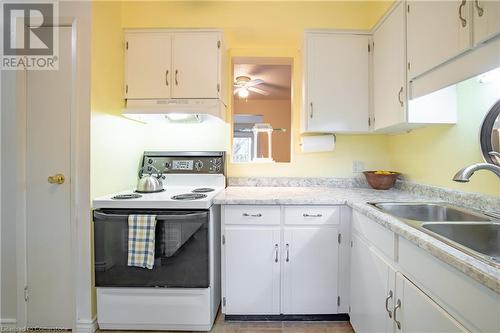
214 186 500 293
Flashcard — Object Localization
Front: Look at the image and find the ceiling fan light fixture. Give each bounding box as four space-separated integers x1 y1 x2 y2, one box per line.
238 87 249 98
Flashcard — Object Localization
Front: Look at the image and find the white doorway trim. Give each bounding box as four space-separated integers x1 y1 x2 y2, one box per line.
15 5 92 333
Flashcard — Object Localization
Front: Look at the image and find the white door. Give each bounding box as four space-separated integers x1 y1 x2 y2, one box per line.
172 33 220 98
373 2 407 130
124 32 171 99
26 27 73 328
407 0 472 79
282 226 339 314
473 0 500 45
304 33 370 133
395 273 469 333
350 234 394 333
224 227 281 315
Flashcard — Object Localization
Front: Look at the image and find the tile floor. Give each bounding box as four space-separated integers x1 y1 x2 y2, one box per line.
100 312 354 333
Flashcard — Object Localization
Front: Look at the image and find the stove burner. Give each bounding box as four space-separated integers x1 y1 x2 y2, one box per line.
112 193 142 200
171 193 208 200
192 188 215 193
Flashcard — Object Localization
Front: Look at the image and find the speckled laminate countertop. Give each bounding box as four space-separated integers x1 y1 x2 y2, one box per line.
214 186 500 293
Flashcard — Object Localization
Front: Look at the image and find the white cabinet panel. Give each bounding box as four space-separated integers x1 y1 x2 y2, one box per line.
224 227 280 315
473 0 500 45
125 33 171 99
350 233 394 333
407 1 472 79
172 33 220 98
282 226 339 314
304 32 370 133
395 273 469 333
373 2 407 130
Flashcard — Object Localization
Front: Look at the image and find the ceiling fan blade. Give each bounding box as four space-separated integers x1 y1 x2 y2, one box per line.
248 87 270 95
246 79 264 87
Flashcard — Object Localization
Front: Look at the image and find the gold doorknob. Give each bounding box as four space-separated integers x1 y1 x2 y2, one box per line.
48 173 65 184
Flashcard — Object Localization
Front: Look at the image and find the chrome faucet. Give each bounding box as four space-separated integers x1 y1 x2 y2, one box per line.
453 163 500 182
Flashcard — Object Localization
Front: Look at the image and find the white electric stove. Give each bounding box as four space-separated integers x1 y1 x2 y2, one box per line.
92 151 225 332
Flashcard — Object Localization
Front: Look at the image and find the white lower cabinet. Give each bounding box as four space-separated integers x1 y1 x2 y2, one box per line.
224 226 280 315
222 205 343 316
282 226 339 314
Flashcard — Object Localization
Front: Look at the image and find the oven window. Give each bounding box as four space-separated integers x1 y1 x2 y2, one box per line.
93 209 209 288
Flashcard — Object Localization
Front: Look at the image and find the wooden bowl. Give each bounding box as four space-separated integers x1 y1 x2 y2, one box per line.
363 171 400 190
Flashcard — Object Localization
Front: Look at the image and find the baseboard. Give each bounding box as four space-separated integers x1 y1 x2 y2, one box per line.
76 317 97 333
225 313 350 321
0 318 17 328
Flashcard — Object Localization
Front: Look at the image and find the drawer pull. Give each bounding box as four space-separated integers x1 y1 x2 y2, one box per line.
242 213 262 217
303 213 323 217
385 290 393 318
393 299 402 330
285 243 290 262
274 244 279 263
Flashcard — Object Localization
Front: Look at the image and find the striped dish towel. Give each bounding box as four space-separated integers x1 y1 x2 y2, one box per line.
127 215 157 269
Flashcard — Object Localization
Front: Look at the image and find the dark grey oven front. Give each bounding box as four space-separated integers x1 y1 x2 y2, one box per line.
93 209 209 288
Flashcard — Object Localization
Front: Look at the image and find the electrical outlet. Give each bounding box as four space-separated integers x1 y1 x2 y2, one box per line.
352 160 365 173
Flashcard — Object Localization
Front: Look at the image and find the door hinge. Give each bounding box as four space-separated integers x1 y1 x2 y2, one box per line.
125 84 129 94
217 83 220 92
217 40 221 49
407 62 411 71
337 296 341 306
222 235 225 245
222 297 226 306
126 41 129 50
368 117 371 127
24 286 29 302
338 233 342 244
407 4 410 13
372 42 375 52
350 240 353 248
368 43 371 52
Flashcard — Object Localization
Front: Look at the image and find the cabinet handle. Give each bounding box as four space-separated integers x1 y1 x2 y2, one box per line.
274 244 279 263
285 243 290 262
398 86 404 107
474 0 484 16
175 69 179 85
303 213 322 217
165 70 169 86
458 0 467 27
393 299 402 330
242 213 262 217
385 290 393 319
309 102 314 119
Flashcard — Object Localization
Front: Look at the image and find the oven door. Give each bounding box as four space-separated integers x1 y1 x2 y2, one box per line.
93 209 209 288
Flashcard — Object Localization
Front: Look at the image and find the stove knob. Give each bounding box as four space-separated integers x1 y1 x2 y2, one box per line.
164 162 171 169
147 158 154 164
195 160 204 171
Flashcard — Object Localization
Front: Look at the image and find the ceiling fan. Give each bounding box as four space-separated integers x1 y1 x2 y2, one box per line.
234 75 270 98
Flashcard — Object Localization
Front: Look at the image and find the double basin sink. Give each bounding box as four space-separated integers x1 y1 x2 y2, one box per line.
369 202 499 268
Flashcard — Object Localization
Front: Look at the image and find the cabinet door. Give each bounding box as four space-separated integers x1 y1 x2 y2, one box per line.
282 226 339 314
224 227 280 315
304 33 369 133
407 1 472 79
373 2 407 130
473 0 500 45
172 33 220 98
395 273 469 333
125 33 171 99
350 233 394 333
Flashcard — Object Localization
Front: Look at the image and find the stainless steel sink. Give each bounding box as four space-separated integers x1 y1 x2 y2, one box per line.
371 202 491 222
421 223 499 264
369 202 499 267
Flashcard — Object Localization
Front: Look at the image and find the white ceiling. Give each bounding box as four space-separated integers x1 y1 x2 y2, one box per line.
233 63 292 100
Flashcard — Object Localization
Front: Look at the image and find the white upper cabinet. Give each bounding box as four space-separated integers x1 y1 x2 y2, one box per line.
124 30 222 100
407 0 472 80
373 2 407 130
472 0 500 45
172 33 220 98
125 33 172 99
303 32 370 133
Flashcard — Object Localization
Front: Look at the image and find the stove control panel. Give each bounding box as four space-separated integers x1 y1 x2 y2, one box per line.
140 152 225 175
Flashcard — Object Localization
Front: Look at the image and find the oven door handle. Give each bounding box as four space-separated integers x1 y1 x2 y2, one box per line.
93 210 209 221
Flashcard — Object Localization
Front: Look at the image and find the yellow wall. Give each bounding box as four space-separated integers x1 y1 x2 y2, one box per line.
388 75 500 197
91 1 394 198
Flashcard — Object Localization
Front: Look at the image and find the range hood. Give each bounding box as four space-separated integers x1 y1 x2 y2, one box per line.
123 99 226 123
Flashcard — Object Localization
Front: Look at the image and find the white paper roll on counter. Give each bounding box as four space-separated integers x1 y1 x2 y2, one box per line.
300 135 336 153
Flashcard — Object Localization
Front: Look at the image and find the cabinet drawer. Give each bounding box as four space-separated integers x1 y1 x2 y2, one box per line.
284 206 340 225
352 210 395 260
224 205 281 225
